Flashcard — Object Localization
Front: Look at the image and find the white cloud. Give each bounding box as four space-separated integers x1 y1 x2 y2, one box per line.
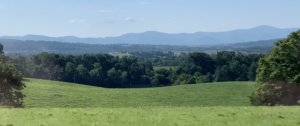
78 20 86 23
123 17 135 22
69 19 86 24
98 10 115 13
69 19 76 23
138 2 149 5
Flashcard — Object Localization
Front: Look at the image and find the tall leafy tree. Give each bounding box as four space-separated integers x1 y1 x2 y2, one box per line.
186 52 215 75
214 65 231 82
0 44 26 107
250 30 300 106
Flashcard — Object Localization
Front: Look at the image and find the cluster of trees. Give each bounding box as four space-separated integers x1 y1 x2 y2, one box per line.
10 53 156 88
8 50 265 88
131 51 187 66
131 51 264 86
165 51 264 85
250 30 300 106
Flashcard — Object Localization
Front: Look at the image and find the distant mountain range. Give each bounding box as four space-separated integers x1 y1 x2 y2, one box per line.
0 25 298 45
226 38 281 47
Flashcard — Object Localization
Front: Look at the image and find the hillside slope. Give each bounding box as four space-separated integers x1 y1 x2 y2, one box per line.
23 78 255 108
226 38 280 47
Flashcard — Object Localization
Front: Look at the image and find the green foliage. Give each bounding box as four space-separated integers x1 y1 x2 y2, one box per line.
213 51 260 82
153 66 177 71
173 73 194 85
249 82 283 106
172 51 262 84
214 65 231 82
7 48 264 88
194 72 213 83
186 52 215 75
250 30 300 106
0 44 26 107
152 68 172 86
12 53 155 88
0 59 25 107
247 62 258 81
150 78 160 87
257 30 300 83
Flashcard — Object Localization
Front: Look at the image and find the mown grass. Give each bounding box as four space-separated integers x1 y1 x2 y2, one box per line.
22 78 255 108
1 107 300 126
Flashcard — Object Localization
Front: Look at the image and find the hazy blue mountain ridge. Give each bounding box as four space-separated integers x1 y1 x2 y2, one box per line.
0 25 298 45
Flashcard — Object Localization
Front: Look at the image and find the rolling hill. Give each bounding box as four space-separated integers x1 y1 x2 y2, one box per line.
0 25 298 45
22 78 255 108
2 79 300 126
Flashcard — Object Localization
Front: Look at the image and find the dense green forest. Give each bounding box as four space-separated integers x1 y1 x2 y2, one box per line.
0 38 271 88
6 48 265 88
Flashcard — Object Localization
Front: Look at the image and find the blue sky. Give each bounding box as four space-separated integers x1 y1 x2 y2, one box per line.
0 0 299 37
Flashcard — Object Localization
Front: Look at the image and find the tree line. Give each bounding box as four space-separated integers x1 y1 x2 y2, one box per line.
7 50 265 88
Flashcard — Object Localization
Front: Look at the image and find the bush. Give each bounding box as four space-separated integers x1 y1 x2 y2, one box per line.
150 78 160 87
172 73 194 85
194 72 213 83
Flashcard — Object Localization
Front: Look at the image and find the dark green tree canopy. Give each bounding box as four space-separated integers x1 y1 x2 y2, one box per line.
250 29 300 106
256 30 300 83
0 44 26 107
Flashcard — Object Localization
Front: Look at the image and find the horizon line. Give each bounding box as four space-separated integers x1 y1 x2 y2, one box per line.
0 25 299 38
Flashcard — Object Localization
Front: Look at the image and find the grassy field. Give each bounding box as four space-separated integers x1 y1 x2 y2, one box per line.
153 66 178 70
22 78 254 108
111 53 131 57
1 107 300 126
172 51 190 55
3 79 299 126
